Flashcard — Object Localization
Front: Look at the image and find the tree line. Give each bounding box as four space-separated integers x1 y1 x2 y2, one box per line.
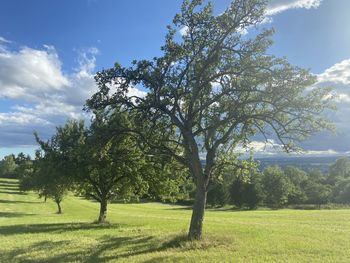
206 159 350 209
2 145 350 213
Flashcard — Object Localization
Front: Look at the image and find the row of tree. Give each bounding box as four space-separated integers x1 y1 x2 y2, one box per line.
10 134 350 216
16 111 189 222
207 158 350 209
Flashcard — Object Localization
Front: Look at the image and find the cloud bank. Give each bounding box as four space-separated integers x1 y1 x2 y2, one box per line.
0 41 98 148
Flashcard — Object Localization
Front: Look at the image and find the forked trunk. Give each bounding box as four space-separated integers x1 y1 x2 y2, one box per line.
98 198 108 223
188 182 207 240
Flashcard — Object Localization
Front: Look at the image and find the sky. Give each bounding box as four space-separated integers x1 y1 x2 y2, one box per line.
0 0 350 158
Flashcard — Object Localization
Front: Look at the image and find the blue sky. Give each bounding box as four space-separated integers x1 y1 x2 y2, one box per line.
0 0 350 158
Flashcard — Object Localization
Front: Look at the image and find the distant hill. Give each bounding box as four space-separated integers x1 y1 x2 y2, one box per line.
256 156 350 173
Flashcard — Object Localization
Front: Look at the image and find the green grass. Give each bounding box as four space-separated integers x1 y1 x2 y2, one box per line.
1 178 350 262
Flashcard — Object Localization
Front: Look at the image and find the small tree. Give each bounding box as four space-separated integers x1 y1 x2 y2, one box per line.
283 166 308 204
305 169 331 207
259 166 292 208
230 173 261 209
0 155 17 178
14 153 33 179
19 149 69 214
207 182 229 207
87 0 333 239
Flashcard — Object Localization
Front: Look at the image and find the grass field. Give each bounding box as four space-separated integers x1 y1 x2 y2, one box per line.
1 178 350 262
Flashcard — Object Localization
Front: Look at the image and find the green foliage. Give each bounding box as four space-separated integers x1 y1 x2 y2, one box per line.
143 158 192 203
14 153 33 179
329 158 350 181
0 154 17 178
259 166 292 208
283 166 308 204
87 0 333 239
229 175 261 209
331 177 350 204
207 182 229 207
328 158 350 203
35 111 189 222
303 169 331 206
19 143 71 214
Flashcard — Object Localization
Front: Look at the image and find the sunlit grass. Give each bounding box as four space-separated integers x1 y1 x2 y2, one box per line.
0 178 349 262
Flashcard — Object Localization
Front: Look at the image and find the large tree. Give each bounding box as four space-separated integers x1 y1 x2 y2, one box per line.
87 0 332 239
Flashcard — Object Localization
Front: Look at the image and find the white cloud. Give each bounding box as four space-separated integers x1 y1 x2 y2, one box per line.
234 139 342 157
235 139 284 155
179 26 189 36
0 112 49 126
127 87 147 98
0 39 99 147
0 46 70 101
267 0 322 15
316 59 350 105
0 36 11 44
0 38 147 149
317 59 350 86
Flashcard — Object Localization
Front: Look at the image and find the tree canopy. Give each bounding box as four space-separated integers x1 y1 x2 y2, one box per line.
87 0 333 239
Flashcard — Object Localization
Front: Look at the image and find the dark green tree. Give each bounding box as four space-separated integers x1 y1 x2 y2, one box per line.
283 166 308 204
14 153 32 179
304 169 331 207
230 172 261 209
328 158 350 201
207 182 229 207
19 146 70 214
0 154 17 178
329 158 350 181
87 0 333 239
259 166 292 208
77 113 150 223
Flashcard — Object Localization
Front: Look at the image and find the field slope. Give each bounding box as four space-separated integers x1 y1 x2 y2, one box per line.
0 178 349 262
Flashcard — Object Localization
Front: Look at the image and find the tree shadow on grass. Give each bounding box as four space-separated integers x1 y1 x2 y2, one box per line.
75 234 193 262
86 233 220 262
0 226 212 262
0 222 124 236
164 206 192 211
165 206 256 212
0 180 18 185
0 190 26 195
0 212 37 217
0 199 40 204
0 240 72 263
85 235 157 263
0 236 156 263
0 183 19 189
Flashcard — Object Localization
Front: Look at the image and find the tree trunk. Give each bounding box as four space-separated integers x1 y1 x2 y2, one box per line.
56 201 62 214
98 198 108 223
188 181 207 240
185 134 212 240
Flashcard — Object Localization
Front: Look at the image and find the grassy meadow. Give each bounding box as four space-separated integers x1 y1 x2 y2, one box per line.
0 177 350 262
